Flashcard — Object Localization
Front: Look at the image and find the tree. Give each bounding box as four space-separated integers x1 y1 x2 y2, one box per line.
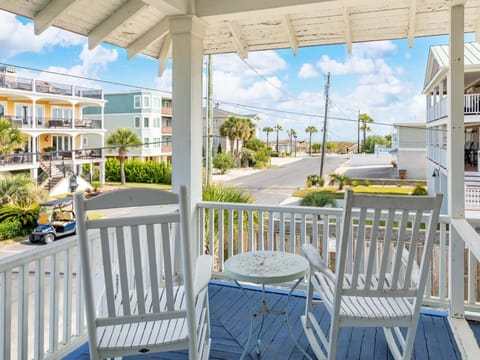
362 134 387 153
305 126 318 156
287 129 297 154
262 126 274 149
274 124 283 152
219 117 238 154
359 113 374 152
0 117 27 157
220 116 255 155
106 128 142 184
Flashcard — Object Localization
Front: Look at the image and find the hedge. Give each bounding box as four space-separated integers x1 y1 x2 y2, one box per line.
0 219 23 241
105 158 172 184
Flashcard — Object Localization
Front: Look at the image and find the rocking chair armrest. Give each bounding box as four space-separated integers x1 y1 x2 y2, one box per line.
302 244 336 282
193 254 213 296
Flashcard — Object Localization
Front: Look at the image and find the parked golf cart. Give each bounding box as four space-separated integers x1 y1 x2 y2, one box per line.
29 197 76 244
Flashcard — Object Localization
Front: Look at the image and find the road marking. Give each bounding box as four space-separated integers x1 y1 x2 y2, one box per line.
0 249 22 254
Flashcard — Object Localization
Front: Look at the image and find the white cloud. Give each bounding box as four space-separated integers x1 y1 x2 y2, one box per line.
213 51 287 76
317 54 375 75
0 11 84 59
298 64 319 79
155 68 172 92
352 41 396 57
22 44 118 88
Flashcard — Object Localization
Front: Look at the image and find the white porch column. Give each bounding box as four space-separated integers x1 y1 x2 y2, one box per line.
448 1 465 318
170 15 205 258
100 132 105 184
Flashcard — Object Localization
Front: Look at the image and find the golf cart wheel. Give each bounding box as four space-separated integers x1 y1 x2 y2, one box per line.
43 233 55 244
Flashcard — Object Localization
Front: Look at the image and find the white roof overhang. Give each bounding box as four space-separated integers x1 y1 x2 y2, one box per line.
1 0 480 75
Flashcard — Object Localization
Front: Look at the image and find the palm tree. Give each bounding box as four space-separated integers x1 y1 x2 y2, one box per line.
106 128 142 184
274 124 283 152
305 125 318 156
262 126 274 148
359 113 374 152
220 117 239 154
287 129 297 154
235 118 255 154
0 174 47 206
0 117 27 157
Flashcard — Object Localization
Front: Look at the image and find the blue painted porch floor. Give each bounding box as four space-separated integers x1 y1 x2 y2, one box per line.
66 281 460 359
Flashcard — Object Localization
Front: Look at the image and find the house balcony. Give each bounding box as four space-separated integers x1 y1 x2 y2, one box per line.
162 107 172 115
6 116 102 130
162 126 172 134
162 144 172 153
2 201 480 359
427 94 480 123
0 75 102 100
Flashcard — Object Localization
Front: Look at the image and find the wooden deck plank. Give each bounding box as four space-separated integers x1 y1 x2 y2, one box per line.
65 281 461 360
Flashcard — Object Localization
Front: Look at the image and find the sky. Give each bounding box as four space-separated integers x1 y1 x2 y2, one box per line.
0 10 473 144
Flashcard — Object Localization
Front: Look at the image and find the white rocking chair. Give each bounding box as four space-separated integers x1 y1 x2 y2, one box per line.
74 186 212 360
302 190 442 360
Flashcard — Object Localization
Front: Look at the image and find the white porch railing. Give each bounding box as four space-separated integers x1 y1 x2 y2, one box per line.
3 201 480 358
427 94 480 122
0 237 85 360
466 186 480 210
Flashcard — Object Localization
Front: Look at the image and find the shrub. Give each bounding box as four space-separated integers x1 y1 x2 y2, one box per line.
412 182 428 195
364 180 372 187
213 153 235 174
244 138 265 151
105 158 172 184
329 173 352 190
307 174 324 187
81 163 100 181
301 192 336 208
0 219 23 240
254 148 271 165
0 202 39 231
203 183 253 203
351 180 359 187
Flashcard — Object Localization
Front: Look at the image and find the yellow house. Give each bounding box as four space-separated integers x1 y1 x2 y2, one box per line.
0 65 106 191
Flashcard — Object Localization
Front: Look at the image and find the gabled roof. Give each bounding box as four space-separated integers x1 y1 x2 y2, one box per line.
2 1 480 76
424 42 480 94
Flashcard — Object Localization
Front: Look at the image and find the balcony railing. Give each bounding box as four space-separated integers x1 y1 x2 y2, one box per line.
2 202 480 358
0 152 34 166
4 116 102 129
0 75 102 100
162 126 172 134
427 94 480 122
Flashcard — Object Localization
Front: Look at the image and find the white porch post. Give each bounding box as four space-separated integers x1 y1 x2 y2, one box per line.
170 15 205 258
448 1 465 318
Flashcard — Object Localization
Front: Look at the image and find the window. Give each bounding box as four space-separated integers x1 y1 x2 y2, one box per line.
143 117 149 128
134 116 140 128
153 97 161 109
153 137 161 148
0 102 5 117
52 135 72 151
144 137 149 148
162 117 171 127
153 117 161 128
162 99 172 108
143 95 150 108
52 106 72 122
134 95 141 108
82 137 88 146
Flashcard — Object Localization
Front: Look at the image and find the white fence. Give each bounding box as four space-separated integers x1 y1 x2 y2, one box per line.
349 153 395 166
466 186 480 210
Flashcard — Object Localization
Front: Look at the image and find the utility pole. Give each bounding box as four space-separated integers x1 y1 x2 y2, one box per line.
357 110 360 153
206 54 213 185
319 72 330 179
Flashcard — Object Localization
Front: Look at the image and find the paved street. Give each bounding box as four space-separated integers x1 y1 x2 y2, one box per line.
225 155 349 205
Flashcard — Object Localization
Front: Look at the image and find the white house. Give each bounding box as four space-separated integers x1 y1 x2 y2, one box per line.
392 122 426 181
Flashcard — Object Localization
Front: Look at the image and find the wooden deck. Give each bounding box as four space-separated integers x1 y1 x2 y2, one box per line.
67 281 461 359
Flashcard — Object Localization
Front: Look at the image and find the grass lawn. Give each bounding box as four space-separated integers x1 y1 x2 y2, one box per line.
294 185 417 198
105 182 172 190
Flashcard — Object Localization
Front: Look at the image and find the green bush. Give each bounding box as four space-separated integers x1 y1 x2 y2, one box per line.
213 153 235 174
412 182 428 195
351 180 359 187
0 202 39 231
244 138 265 151
301 192 336 207
81 163 100 181
364 180 372 187
105 158 172 184
254 148 271 165
0 219 23 240
203 183 253 203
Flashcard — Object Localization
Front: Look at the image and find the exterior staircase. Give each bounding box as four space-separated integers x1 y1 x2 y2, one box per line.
38 159 65 191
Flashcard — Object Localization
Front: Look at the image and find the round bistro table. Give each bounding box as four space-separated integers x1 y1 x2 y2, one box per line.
224 250 311 360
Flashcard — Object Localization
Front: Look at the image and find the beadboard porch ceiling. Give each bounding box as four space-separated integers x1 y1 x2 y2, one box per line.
1 0 480 69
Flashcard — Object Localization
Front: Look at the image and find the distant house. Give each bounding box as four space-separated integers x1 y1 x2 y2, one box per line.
0 65 106 192
202 104 260 155
84 90 173 163
423 42 480 212
392 122 426 180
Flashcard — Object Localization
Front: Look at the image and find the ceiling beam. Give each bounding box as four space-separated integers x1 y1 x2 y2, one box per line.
158 34 172 76
408 0 417 48
88 0 146 50
282 15 298 56
227 21 248 59
142 0 188 15
34 0 78 35
476 9 480 43
343 8 352 54
127 17 169 59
